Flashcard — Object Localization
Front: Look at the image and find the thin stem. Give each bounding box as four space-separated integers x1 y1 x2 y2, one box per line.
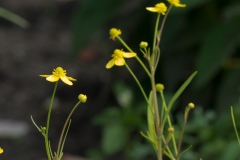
231 106 240 145
45 81 58 160
124 63 150 106
56 101 81 159
162 135 174 159
160 91 178 155
152 14 161 57
176 120 186 160
150 69 162 160
149 13 162 160
157 5 172 46
117 36 151 77
176 108 190 160
162 133 172 154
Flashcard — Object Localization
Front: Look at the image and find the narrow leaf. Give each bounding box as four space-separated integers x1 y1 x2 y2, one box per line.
163 71 197 127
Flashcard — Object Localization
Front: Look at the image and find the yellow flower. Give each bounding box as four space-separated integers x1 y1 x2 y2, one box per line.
167 0 186 7
40 67 76 85
109 28 121 40
106 49 136 69
146 3 167 15
0 147 3 154
78 94 87 103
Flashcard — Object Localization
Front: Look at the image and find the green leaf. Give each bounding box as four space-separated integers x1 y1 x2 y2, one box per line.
162 71 197 127
101 123 128 155
0 7 29 28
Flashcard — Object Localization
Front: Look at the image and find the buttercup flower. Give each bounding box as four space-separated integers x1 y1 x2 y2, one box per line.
40 67 76 85
106 49 136 69
146 3 167 15
109 28 121 40
0 147 3 154
167 0 186 7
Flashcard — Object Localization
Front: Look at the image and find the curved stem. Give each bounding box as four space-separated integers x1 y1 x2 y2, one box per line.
124 63 150 106
56 101 81 159
117 36 151 77
45 81 58 160
160 91 178 155
150 69 162 160
152 13 161 57
157 5 172 46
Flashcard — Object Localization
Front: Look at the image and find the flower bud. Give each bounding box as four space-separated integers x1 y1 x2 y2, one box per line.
140 41 148 48
156 83 164 91
168 127 174 133
78 94 87 103
188 102 195 109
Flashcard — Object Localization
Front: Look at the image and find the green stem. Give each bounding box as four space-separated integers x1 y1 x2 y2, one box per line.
176 108 190 160
45 81 59 160
150 69 162 160
160 91 178 155
162 135 174 159
231 106 240 145
152 14 160 56
117 36 151 77
156 5 172 46
56 101 81 160
124 63 150 106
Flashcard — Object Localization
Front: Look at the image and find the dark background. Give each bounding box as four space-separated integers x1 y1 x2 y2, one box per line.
0 0 240 159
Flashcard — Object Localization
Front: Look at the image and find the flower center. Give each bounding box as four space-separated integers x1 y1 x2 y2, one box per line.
53 67 66 77
113 49 124 58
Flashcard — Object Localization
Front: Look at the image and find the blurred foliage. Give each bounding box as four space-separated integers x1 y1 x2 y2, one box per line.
71 0 240 159
0 7 29 28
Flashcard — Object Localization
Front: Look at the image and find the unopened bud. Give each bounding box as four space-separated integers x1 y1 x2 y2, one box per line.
156 83 164 91
188 102 195 109
168 127 174 133
140 41 148 48
78 94 87 103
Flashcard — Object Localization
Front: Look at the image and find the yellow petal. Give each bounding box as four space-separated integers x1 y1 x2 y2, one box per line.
123 52 136 58
60 76 73 85
146 7 159 12
46 75 59 82
39 75 50 77
67 76 77 81
106 59 115 69
115 58 125 66
175 3 186 7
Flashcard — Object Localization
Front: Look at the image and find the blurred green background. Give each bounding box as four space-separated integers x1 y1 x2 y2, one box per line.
1 0 240 159
72 0 240 158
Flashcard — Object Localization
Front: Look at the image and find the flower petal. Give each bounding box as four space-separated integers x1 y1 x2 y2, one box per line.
60 76 73 85
123 52 137 58
106 59 116 69
67 76 77 81
46 75 59 82
39 75 51 77
146 7 159 12
115 58 125 66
